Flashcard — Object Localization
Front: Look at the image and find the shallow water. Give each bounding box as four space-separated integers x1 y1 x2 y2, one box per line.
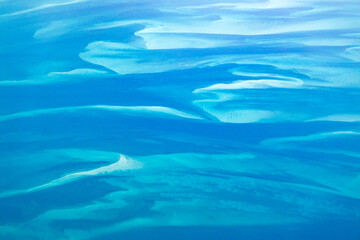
0 0 360 239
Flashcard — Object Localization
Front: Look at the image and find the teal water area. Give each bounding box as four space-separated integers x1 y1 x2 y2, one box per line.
0 0 360 239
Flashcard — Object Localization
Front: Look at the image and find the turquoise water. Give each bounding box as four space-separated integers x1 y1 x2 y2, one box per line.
1 0 360 239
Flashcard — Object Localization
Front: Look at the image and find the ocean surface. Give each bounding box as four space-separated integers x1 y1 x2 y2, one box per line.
1 0 360 239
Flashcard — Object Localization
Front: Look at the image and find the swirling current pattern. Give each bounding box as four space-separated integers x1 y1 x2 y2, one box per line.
0 0 360 239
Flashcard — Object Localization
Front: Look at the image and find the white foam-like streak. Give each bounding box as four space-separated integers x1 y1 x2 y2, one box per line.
47 68 108 76
202 108 277 124
0 68 108 85
136 14 360 36
91 105 202 119
192 77 304 123
0 155 142 198
344 46 360 62
34 20 79 39
87 19 156 31
135 32 240 49
264 131 360 144
230 70 302 81
194 78 303 93
0 105 202 122
79 41 226 74
309 114 360 122
181 1 302 11
262 131 360 157
193 92 238 104
0 0 86 17
229 55 360 88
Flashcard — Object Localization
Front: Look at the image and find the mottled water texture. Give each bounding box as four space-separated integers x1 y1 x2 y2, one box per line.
0 0 360 239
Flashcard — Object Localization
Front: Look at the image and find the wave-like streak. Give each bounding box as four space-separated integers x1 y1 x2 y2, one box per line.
192 74 305 123
0 105 203 122
0 154 142 198
309 114 360 122
262 131 360 145
0 0 87 18
79 41 233 75
193 78 303 93
262 131 360 158
0 68 108 86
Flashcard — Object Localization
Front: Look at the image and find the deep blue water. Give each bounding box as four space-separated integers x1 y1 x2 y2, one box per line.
1 0 360 239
